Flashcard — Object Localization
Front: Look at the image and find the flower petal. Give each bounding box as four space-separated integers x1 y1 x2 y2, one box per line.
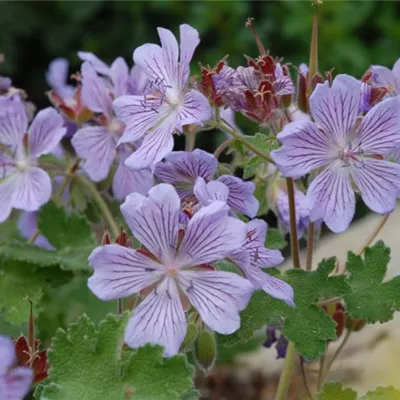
46 58 74 98
351 159 400 214
178 201 246 266
77 51 111 76
124 114 176 170
0 97 27 149
88 244 164 301
71 126 116 182
217 175 259 218
18 212 53 250
176 90 211 131
113 148 154 201
124 278 186 357
271 119 333 178
120 183 180 263
110 57 129 97
154 149 218 199
28 107 66 157
128 65 149 95
81 61 113 117
354 97 400 154
157 27 179 88
11 167 52 212
178 270 253 334
0 173 18 223
2 367 33 399
113 95 164 144
370 65 398 93
194 177 229 205
0 336 15 375
309 74 361 146
307 164 355 233
179 24 200 86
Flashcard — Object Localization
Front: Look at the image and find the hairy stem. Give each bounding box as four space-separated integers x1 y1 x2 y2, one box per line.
306 222 315 271
317 354 326 391
76 174 119 239
358 214 390 255
27 230 40 245
286 178 301 268
214 138 232 158
185 130 196 152
275 342 297 400
300 357 315 400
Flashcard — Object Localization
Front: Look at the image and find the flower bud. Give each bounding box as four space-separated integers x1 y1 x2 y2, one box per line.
323 303 346 340
179 322 198 352
115 230 130 247
346 316 367 332
102 231 111 245
194 328 217 374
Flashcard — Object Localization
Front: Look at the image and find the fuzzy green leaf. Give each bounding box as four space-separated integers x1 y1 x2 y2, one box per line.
360 386 400 400
317 382 357 400
219 258 350 360
265 228 288 250
344 241 400 323
37 313 196 400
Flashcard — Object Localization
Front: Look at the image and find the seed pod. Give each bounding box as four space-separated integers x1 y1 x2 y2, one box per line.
194 328 217 374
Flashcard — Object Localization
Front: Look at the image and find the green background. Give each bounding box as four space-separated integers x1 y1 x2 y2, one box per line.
1 0 400 109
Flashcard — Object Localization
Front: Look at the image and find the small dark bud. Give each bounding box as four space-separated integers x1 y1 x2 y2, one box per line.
116 230 130 247
102 231 111 245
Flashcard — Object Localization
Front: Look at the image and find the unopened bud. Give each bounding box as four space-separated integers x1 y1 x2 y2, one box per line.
194 328 217 373
323 303 346 340
102 231 111 245
179 322 198 352
116 230 130 247
346 316 367 332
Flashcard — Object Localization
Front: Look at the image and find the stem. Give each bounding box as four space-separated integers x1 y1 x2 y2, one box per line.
306 222 315 271
185 130 196 152
358 214 390 255
275 342 297 400
28 230 40 245
76 174 119 238
117 299 123 315
300 357 315 400
286 178 301 268
321 329 352 386
219 119 274 164
317 354 326 391
214 139 232 158
317 297 341 307
307 3 320 96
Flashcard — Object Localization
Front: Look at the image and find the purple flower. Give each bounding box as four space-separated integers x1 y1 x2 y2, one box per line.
18 212 53 250
113 24 212 170
271 74 400 233
371 58 400 96
0 98 66 222
46 58 75 100
0 335 33 399
228 219 294 306
88 183 253 356
155 149 259 217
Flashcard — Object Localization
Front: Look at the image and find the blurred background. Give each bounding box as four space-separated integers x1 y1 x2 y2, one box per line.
1 1 400 110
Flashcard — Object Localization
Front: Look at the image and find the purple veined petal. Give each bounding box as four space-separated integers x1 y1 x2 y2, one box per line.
307 164 355 233
128 65 149 95
178 201 246 267
178 24 200 86
370 65 398 94
78 51 111 76
271 119 333 178
124 113 176 170
309 74 361 147
124 277 186 357
178 270 253 334
112 148 154 201
113 95 164 144
176 89 212 131
240 266 294 306
0 336 15 376
88 244 165 301
392 58 400 92
353 97 400 155
193 177 229 205
28 108 66 157
11 167 52 212
154 149 218 199
1 366 33 400
217 175 259 218
234 66 259 91
0 172 17 223
46 58 68 91
110 57 129 98
274 76 295 96
0 97 27 149
18 212 53 250
359 82 372 114
120 183 180 263
351 159 400 214
219 107 241 136
71 125 116 182
81 61 113 118
157 27 179 90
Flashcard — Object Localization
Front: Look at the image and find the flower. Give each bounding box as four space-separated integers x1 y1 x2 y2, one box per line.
71 61 153 199
155 149 259 217
228 219 294 306
46 58 75 100
0 335 32 399
113 24 212 170
370 58 400 96
18 212 53 250
271 74 400 233
0 98 66 222
88 183 254 356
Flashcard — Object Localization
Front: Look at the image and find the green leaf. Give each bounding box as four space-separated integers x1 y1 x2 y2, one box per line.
266 228 288 250
317 382 357 400
360 386 400 400
253 180 269 216
344 241 400 323
219 258 350 360
0 242 60 266
38 313 196 400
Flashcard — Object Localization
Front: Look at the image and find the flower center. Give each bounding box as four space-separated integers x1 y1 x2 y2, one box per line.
16 158 31 171
338 145 363 165
166 266 179 278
